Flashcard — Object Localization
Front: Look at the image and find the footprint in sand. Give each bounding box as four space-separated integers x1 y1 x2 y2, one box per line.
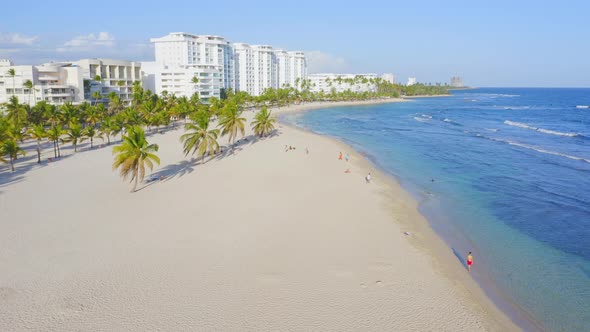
360 283 367 289
375 280 383 286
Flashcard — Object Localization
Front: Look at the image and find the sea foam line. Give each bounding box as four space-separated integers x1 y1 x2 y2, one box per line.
504 120 582 138
482 136 590 164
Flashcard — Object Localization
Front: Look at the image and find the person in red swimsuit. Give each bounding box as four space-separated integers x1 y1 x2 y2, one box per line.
467 252 474 272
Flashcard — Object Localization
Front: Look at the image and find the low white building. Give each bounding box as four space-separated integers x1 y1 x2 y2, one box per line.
407 77 417 86
0 59 84 106
141 61 223 100
75 59 142 103
381 73 396 84
307 73 378 94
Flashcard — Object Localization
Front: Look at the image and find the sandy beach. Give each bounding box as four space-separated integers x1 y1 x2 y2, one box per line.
0 99 519 331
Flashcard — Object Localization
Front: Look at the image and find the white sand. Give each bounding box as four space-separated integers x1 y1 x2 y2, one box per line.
0 100 519 331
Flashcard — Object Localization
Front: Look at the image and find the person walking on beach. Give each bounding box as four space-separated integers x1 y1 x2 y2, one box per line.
339 152 343 160
467 252 474 272
365 172 371 183
345 153 350 162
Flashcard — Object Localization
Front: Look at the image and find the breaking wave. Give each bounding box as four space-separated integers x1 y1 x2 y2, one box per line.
504 120 584 138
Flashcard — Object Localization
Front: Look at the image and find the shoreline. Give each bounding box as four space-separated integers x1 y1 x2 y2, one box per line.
1 97 520 331
274 99 521 331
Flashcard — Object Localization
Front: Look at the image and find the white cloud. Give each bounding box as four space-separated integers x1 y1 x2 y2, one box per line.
305 51 350 73
58 32 115 52
0 32 39 46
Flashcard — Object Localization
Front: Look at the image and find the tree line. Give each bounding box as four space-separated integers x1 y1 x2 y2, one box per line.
1 78 448 190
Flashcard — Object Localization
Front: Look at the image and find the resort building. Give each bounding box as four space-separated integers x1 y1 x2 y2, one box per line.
450 76 464 87
307 73 378 94
406 77 417 86
381 73 396 84
0 59 84 106
146 32 235 101
146 32 307 99
74 59 142 104
0 58 142 106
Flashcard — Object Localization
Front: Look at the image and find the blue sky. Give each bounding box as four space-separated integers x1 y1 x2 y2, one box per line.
1 0 589 87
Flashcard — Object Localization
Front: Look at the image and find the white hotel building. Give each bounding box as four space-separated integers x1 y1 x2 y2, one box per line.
0 58 141 106
143 32 307 99
0 59 84 106
142 33 235 101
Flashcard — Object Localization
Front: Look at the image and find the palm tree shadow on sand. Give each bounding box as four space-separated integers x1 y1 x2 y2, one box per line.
135 158 199 192
211 130 281 162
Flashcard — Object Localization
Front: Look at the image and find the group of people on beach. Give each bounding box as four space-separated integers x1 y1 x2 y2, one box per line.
338 151 371 183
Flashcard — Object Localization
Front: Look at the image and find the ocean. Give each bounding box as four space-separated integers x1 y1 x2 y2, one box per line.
282 88 590 332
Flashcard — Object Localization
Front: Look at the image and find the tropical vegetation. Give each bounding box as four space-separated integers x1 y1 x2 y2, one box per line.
0 75 448 184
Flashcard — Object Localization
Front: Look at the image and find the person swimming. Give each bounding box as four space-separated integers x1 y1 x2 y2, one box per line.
467 252 474 272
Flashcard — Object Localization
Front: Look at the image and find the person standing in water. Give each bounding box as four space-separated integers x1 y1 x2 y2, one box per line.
467 252 474 272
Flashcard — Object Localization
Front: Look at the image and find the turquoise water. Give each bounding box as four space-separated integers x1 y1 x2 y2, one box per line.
282 88 590 332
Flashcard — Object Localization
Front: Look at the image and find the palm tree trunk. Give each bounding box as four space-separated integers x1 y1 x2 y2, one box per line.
107 134 110 145
53 141 57 158
10 157 15 172
132 176 138 192
37 140 41 163
90 137 93 149
57 142 61 158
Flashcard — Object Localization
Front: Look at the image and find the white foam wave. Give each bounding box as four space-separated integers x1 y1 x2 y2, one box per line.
504 120 581 137
485 128 499 132
413 116 429 123
576 105 589 109
492 138 590 163
503 106 530 110
421 114 433 119
443 118 452 122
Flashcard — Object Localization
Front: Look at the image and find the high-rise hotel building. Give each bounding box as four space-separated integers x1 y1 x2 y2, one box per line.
142 33 235 101
143 32 306 100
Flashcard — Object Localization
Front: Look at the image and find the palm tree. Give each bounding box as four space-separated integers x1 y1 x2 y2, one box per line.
1 139 25 172
112 126 160 192
92 90 102 105
44 104 62 127
23 79 34 105
7 68 16 96
180 111 219 163
4 96 27 127
99 117 120 145
218 102 246 150
251 106 276 137
83 125 103 149
46 125 64 158
84 104 103 127
60 102 79 125
28 124 46 163
107 93 124 115
63 122 84 152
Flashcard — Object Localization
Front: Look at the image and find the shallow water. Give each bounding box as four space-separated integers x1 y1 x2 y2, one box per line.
283 88 590 332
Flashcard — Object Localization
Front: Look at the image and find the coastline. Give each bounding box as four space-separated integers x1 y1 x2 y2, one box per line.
0 97 519 331
273 99 521 331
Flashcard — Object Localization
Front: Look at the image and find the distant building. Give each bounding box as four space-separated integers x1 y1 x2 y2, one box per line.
307 73 378 94
450 76 464 88
381 73 396 84
407 77 417 86
0 58 141 106
146 32 307 100
0 59 84 106
75 58 142 104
